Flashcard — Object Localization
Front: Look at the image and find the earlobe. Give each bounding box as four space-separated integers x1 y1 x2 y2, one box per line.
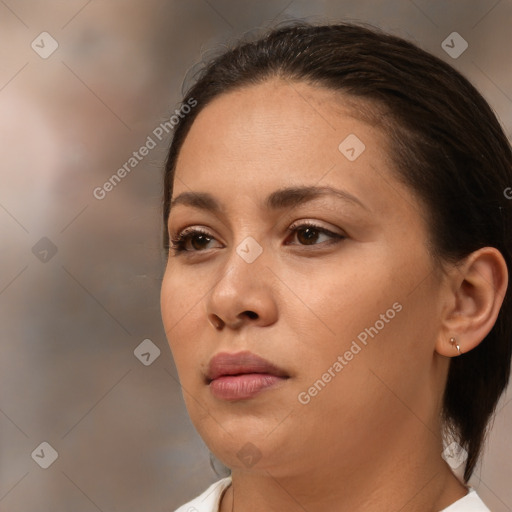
435 247 508 357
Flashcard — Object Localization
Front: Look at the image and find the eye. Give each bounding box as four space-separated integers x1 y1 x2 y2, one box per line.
169 227 223 254
168 221 345 256
285 221 345 246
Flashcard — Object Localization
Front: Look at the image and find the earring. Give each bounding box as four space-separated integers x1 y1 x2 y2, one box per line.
450 337 461 355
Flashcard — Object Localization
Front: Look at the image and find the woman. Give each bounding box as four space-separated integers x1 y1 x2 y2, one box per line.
160 22 511 511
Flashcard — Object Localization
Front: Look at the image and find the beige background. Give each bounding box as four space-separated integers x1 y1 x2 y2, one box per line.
0 1 510 510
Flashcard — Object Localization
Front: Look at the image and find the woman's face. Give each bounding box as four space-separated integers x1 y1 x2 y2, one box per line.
161 80 450 476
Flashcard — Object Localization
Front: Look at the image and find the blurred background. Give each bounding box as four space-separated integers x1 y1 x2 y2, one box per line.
0 1 510 510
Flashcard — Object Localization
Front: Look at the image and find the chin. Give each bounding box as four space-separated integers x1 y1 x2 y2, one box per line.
195 413 301 473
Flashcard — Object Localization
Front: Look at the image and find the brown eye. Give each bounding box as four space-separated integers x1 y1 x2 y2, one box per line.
170 228 221 254
296 226 321 245
286 222 345 247
190 233 213 251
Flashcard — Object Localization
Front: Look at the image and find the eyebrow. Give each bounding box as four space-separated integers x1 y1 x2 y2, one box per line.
169 185 368 213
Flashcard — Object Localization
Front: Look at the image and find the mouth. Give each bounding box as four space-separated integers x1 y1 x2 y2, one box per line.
206 351 289 401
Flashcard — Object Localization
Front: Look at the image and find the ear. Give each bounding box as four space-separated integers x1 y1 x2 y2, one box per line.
435 247 508 357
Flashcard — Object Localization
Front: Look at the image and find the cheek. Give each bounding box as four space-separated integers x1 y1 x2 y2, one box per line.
160 266 207 376
278 254 398 345
285 244 433 377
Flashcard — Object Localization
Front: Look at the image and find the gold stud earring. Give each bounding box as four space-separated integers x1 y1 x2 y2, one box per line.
450 337 461 355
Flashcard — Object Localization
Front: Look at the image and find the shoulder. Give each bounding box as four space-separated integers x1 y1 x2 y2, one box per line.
440 488 490 511
174 477 232 512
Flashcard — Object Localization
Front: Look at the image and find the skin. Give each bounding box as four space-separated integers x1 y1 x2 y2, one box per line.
160 79 507 511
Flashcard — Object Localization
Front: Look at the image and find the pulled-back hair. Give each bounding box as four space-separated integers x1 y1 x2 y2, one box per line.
162 22 512 481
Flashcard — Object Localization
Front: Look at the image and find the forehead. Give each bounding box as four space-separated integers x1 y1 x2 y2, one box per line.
176 80 388 183
171 79 422 229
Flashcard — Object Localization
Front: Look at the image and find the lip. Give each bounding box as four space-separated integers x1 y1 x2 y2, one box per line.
206 351 289 401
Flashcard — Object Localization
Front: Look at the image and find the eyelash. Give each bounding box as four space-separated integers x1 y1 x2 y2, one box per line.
168 221 345 255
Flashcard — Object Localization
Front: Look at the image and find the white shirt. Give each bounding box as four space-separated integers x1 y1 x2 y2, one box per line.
174 477 490 512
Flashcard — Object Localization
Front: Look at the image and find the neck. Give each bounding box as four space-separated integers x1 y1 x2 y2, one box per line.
220 423 468 512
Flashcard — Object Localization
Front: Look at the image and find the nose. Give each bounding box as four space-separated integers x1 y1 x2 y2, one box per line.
205 250 278 331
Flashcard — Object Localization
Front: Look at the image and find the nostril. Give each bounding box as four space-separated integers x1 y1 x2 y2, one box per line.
209 314 224 329
244 310 258 320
